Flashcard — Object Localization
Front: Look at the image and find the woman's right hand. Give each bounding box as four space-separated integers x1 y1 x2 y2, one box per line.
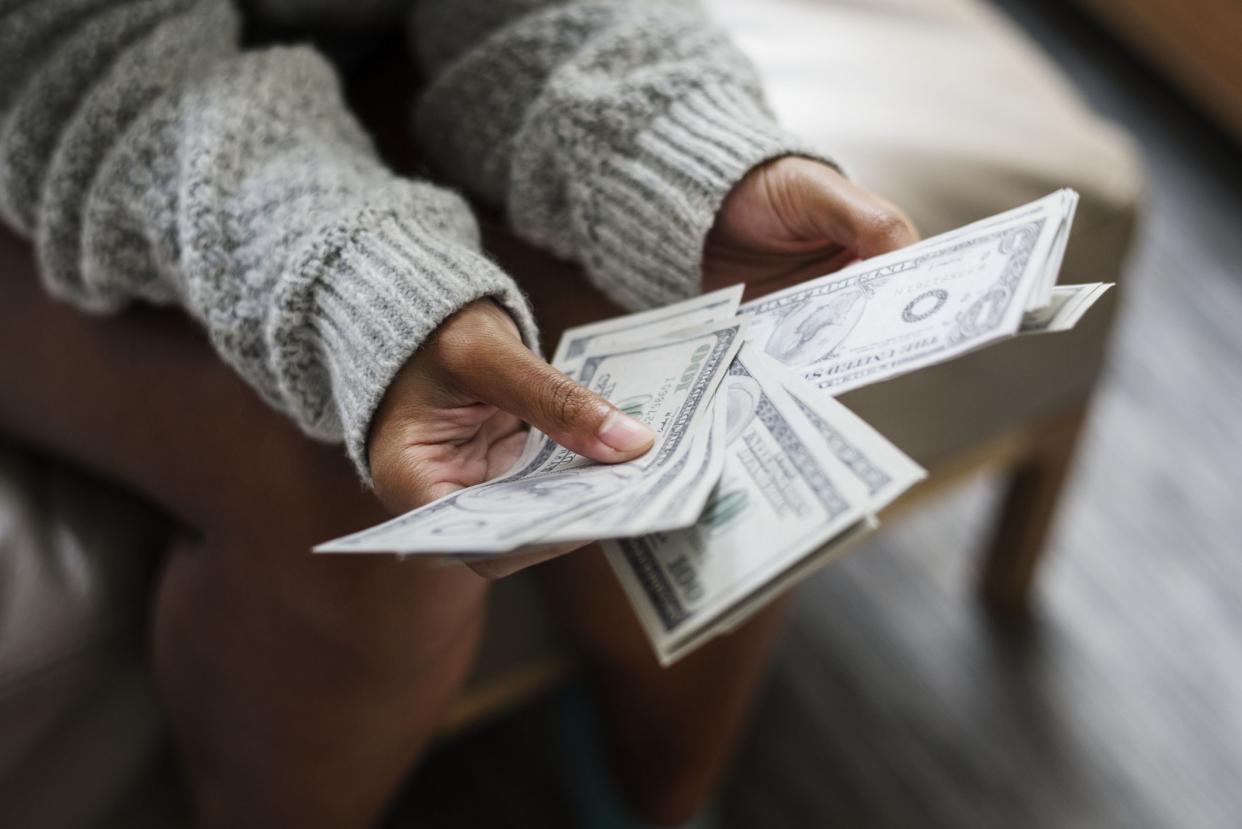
366 299 655 578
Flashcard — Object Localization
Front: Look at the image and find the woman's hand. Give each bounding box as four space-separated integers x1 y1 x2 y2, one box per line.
367 159 912 577
704 157 919 299
366 299 655 578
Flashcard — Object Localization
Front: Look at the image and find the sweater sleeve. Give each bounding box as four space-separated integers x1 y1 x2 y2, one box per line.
409 0 824 311
0 0 539 478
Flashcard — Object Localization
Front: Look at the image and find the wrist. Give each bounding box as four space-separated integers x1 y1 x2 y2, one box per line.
290 204 538 484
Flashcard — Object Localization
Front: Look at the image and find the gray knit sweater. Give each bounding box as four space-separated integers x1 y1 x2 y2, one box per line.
0 0 808 478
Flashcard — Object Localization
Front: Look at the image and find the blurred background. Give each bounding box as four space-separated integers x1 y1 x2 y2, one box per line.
389 0 1242 825
3 0 1239 826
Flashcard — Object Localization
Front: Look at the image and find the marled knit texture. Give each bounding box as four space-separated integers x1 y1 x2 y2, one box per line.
412 0 819 310
0 0 817 480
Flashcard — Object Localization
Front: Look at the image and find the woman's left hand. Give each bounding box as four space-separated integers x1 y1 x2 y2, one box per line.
704 156 919 298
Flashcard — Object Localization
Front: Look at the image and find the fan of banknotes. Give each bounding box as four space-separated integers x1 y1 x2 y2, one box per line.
318 189 1112 664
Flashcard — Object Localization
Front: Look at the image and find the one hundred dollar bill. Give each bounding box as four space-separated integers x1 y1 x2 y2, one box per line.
316 317 745 555
552 285 744 369
653 516 879 665
780 381 925 512
603 344 921 664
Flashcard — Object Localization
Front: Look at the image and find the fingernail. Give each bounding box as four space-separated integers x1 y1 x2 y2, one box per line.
597 407 656 453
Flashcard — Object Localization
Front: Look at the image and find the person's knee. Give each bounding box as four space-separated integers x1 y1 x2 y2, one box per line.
151 396 500 676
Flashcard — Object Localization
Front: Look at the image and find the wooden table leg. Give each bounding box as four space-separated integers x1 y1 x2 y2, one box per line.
978 402 1091 616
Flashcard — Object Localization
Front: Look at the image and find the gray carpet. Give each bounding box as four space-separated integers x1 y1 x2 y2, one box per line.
391 2 1242 826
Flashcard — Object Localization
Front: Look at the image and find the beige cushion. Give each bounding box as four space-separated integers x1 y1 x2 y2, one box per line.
708 0 1142 236
0 1 1143 825
705 0 1142 466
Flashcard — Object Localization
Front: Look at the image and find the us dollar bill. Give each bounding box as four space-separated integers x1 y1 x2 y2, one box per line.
655 516 879 665
667 357 925 656
518 289 743 543
315 317 745 555
911 189 1078 313
603 344 921 665
314 190 1108 650
552 285 744 369
532 397 727 544
1015 188 1078 311
1020 282 1113 334
739 189 1083 396
779 377 926 512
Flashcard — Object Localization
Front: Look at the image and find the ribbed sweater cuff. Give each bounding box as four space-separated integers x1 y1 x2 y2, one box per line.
584 84 834 310
310 212 538 483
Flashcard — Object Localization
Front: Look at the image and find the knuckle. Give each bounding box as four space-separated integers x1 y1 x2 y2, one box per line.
434 318 478 361
432 308 509 378
369 458 404 511
866 209 908 240
542 371 594 427
371 446 436 511
859 205 918 251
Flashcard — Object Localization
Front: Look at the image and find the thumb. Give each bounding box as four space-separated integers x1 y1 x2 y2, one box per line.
459 340 656 464
781 161 920 258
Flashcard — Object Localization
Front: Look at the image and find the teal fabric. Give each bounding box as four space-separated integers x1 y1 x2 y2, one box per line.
561 682 634 829
559 682 717 829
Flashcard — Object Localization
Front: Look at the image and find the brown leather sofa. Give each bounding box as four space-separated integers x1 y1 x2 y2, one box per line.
0 0 1143 825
